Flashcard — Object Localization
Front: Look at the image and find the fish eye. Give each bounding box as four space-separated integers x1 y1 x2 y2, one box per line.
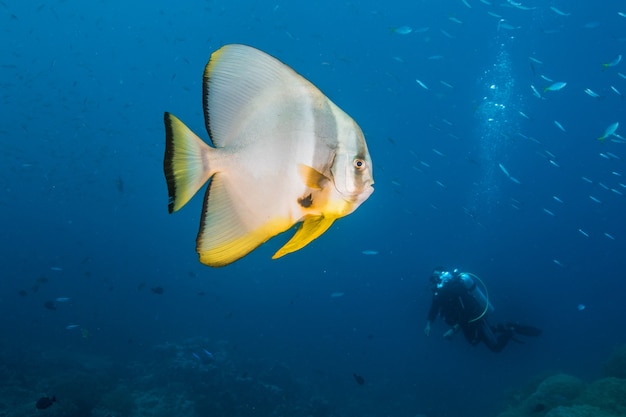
353 159 365 170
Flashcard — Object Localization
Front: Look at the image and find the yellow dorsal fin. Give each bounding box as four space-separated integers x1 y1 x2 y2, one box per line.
272 216 336 259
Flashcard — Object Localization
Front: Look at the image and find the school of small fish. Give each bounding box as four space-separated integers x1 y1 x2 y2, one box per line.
391 0 623 284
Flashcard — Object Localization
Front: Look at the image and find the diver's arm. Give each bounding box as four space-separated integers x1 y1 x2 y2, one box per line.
443 324 460 339
425 296 440 336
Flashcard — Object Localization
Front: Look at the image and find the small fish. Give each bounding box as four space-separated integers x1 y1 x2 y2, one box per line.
509 176 521 184
498 163 510 177
506 0 535 10
577 304 586 311
578 229 589 237
361 250 378 255
440 80 454 89
544 81 567 92
549 160 560 168
497 19 517 31
415 79 429 90
554 120 566 132
553 196 563 203
330 292 345 298
530 84 542 99
164 45 374 267
440 29 455 39
584 88 600 98
604 232 616 240
36 396 56 410
543 208 555 216
602 54 622 69
203 349 214 359
392 26 412 35
55 297 71 302
65 324 80 330
550 6 570 16
553 259 564 267
151 286 164 295
597 122 619 142
192 352 201 361
589 195 601 204
529 57 543 64
353 373 365 385
610 86 622 97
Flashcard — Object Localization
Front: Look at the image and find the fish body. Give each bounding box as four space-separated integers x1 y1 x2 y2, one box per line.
498 163 510 177
544 81 567 92
550 6 570 16
602 54 622 69
584 88 600 98
392 26 413 35
530 84 542 98
353 373 365 385
164 45 374 267
415 79 429 90
554 120 566 132
597 122 619 142
36 396 56 410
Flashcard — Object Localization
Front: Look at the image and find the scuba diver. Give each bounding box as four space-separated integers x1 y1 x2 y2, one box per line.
424 267 541 353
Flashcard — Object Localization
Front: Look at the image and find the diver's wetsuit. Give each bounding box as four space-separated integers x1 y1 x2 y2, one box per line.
427 275 513 353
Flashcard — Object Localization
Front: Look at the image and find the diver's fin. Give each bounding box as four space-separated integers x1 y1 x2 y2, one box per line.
507 322 542 337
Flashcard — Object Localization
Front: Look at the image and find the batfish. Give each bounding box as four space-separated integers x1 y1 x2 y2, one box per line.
164 44 374 267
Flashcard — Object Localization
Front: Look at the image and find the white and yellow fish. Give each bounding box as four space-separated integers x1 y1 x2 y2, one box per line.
163 44 374 267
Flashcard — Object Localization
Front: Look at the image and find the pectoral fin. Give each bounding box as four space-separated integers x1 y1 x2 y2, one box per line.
272 216 336 259
298 164 330 189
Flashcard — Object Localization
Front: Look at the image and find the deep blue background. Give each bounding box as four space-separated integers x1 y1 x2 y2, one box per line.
2 1 625 416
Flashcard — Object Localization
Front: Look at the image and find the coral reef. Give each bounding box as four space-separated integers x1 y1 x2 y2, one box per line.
603 344 626 379
497 346 626 417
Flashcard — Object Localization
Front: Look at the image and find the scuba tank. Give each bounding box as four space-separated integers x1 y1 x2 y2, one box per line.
454 270 494 316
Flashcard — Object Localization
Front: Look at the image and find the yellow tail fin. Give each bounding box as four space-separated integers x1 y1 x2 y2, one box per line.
163 112 213 213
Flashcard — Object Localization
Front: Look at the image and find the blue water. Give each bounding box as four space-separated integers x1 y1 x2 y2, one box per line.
2 1 626 416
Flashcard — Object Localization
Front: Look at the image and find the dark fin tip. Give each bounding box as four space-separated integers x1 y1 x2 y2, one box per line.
163 112 178 213
195 179 214 250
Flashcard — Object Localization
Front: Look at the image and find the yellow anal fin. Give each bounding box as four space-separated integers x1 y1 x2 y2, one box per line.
163 112 213 213
272 216 336 259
